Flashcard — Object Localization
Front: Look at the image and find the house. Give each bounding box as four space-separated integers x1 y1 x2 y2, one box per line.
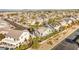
1 37 18 46
36 17 44 25
35 27 53 37
52 22 61 31
19 30 30 43
70 17 77 23
63 18 73 25
44 23 56 32
59 20 68 27
76 16 79 21
27 19 36 25
0 29 31 47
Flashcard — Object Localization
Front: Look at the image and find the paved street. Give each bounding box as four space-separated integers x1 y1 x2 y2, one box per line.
3 19 27 30
52 40 78 50
52 27 79 50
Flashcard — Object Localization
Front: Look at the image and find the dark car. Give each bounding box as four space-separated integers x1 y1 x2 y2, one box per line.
66 35 77 43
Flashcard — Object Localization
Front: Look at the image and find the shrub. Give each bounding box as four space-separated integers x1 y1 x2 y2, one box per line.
16 44 28 50
0 34 5 41
32 37 40 49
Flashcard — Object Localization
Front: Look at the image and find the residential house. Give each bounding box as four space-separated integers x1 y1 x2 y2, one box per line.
76 16 79 21
34 27 53 37
59 20 68 27
52 22 61 32
27 19 36 25
36 17 44 25
70 16 78 23
0 29 31 48
63 18 73 25
44 23 56 32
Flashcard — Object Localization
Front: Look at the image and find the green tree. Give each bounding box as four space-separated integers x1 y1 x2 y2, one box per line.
0 34 5 41
32 36 40 49
48 18 58 25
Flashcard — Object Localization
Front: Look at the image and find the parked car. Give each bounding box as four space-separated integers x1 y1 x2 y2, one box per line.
66 35 77 43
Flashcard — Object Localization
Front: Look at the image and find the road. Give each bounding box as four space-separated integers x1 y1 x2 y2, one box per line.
52 39 78 50
3 19 27 30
